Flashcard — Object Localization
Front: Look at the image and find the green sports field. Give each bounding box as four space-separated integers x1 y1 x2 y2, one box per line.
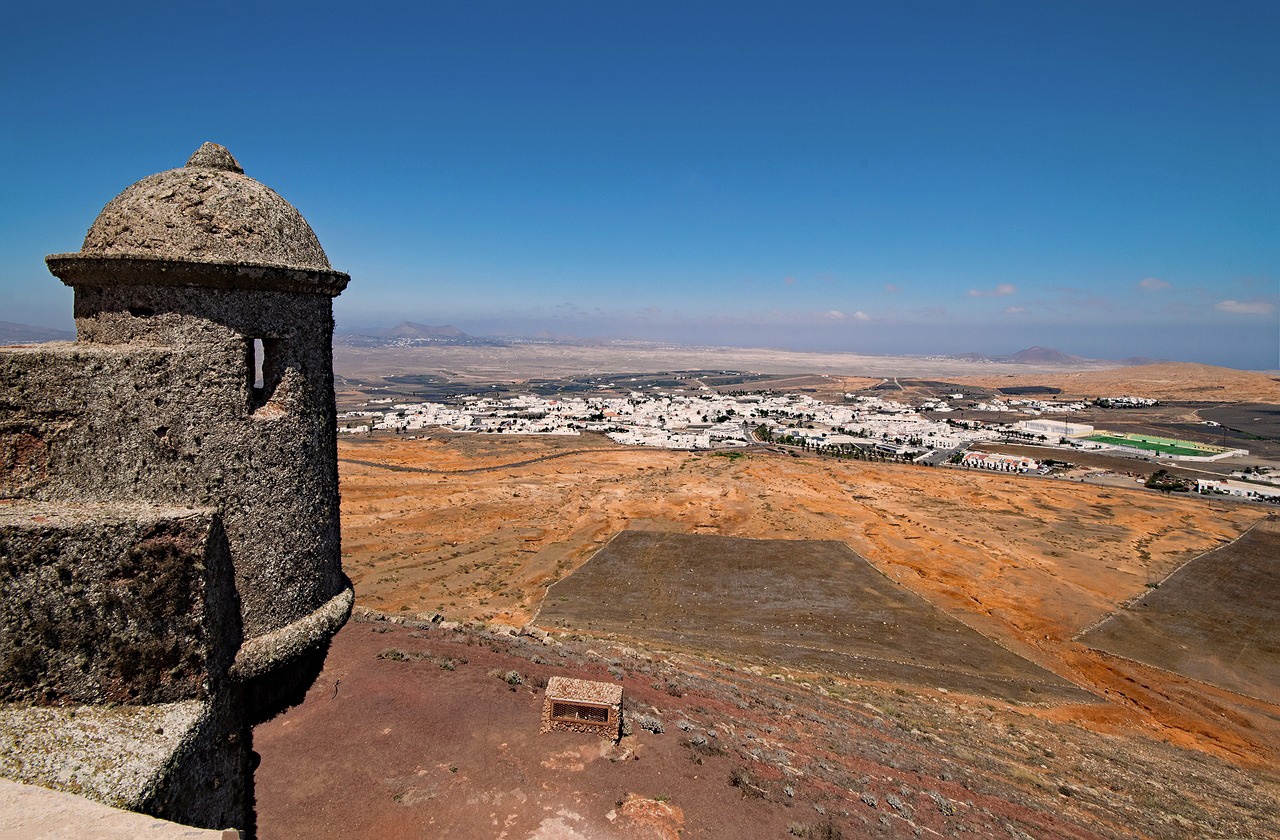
1085 432 1226 458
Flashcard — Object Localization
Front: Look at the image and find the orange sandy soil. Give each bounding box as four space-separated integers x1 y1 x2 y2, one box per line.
947 362 1280 403
338 431 1277 774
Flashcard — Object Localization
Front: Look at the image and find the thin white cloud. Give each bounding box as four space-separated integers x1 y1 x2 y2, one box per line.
826 310 846 320
968 283 1017 298
853 310 871 321
1004 305 1027 315
1138 277 1170 291
1215 299 1275 316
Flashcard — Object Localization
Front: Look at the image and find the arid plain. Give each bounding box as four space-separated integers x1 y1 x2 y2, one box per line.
259 353 1280 838
338 430 1276 746
338 357 1280 755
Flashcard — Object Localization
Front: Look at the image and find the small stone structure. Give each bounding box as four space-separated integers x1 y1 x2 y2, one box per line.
540 676 623 739
0 143 353 836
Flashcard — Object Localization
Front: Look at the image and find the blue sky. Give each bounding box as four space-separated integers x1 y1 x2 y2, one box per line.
2 1 1277 368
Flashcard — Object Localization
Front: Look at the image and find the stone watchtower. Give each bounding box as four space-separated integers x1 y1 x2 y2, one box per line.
0 143 352 834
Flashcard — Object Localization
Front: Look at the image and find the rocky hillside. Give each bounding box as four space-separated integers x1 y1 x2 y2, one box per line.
255 611 1280 839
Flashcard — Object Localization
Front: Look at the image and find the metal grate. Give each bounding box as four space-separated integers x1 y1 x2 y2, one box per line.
551 701 609 724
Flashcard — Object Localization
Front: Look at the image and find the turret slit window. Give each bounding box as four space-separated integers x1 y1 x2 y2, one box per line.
251 339 266 390
247 336 285 412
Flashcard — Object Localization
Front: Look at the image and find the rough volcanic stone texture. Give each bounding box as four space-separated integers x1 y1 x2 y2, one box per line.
0 295 345 641
0 408 71 498
545 676 624 706
70 282 339 349
0 142 351 837
139 689 253 833
78 146 330 272
0 504 238 705
540 676 622 737
186 142 243 174
0 694 252 832
46 256 349 297
0 702 207 808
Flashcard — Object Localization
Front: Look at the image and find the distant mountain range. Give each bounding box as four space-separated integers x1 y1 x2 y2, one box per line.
0 320 74 344
952 346 1164 366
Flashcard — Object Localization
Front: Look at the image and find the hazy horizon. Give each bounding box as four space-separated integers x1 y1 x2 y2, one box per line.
333 313 1274 370
9 303 1274 370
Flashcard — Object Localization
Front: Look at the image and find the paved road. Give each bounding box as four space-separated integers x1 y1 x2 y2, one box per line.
918 440 970 466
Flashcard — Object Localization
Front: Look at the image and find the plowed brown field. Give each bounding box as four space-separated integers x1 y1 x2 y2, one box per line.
1080 517 1280 704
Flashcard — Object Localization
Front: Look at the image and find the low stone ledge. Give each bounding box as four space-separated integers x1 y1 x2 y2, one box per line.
0 701 205 810
46 255 350 298
350 605 446 629
229 585 354 683
0 777 235 839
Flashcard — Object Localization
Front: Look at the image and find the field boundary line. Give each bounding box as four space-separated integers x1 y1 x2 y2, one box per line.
338 448 626 475
1073 514 1275 639
1086 647 1277 708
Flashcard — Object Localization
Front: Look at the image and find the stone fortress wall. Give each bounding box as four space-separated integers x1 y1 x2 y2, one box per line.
0 143 352 836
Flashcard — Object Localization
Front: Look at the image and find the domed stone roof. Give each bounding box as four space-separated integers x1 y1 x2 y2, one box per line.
75 142 332 272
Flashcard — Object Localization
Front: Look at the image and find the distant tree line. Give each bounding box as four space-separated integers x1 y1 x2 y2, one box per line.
1145 469 1191 493
754 424 925 463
